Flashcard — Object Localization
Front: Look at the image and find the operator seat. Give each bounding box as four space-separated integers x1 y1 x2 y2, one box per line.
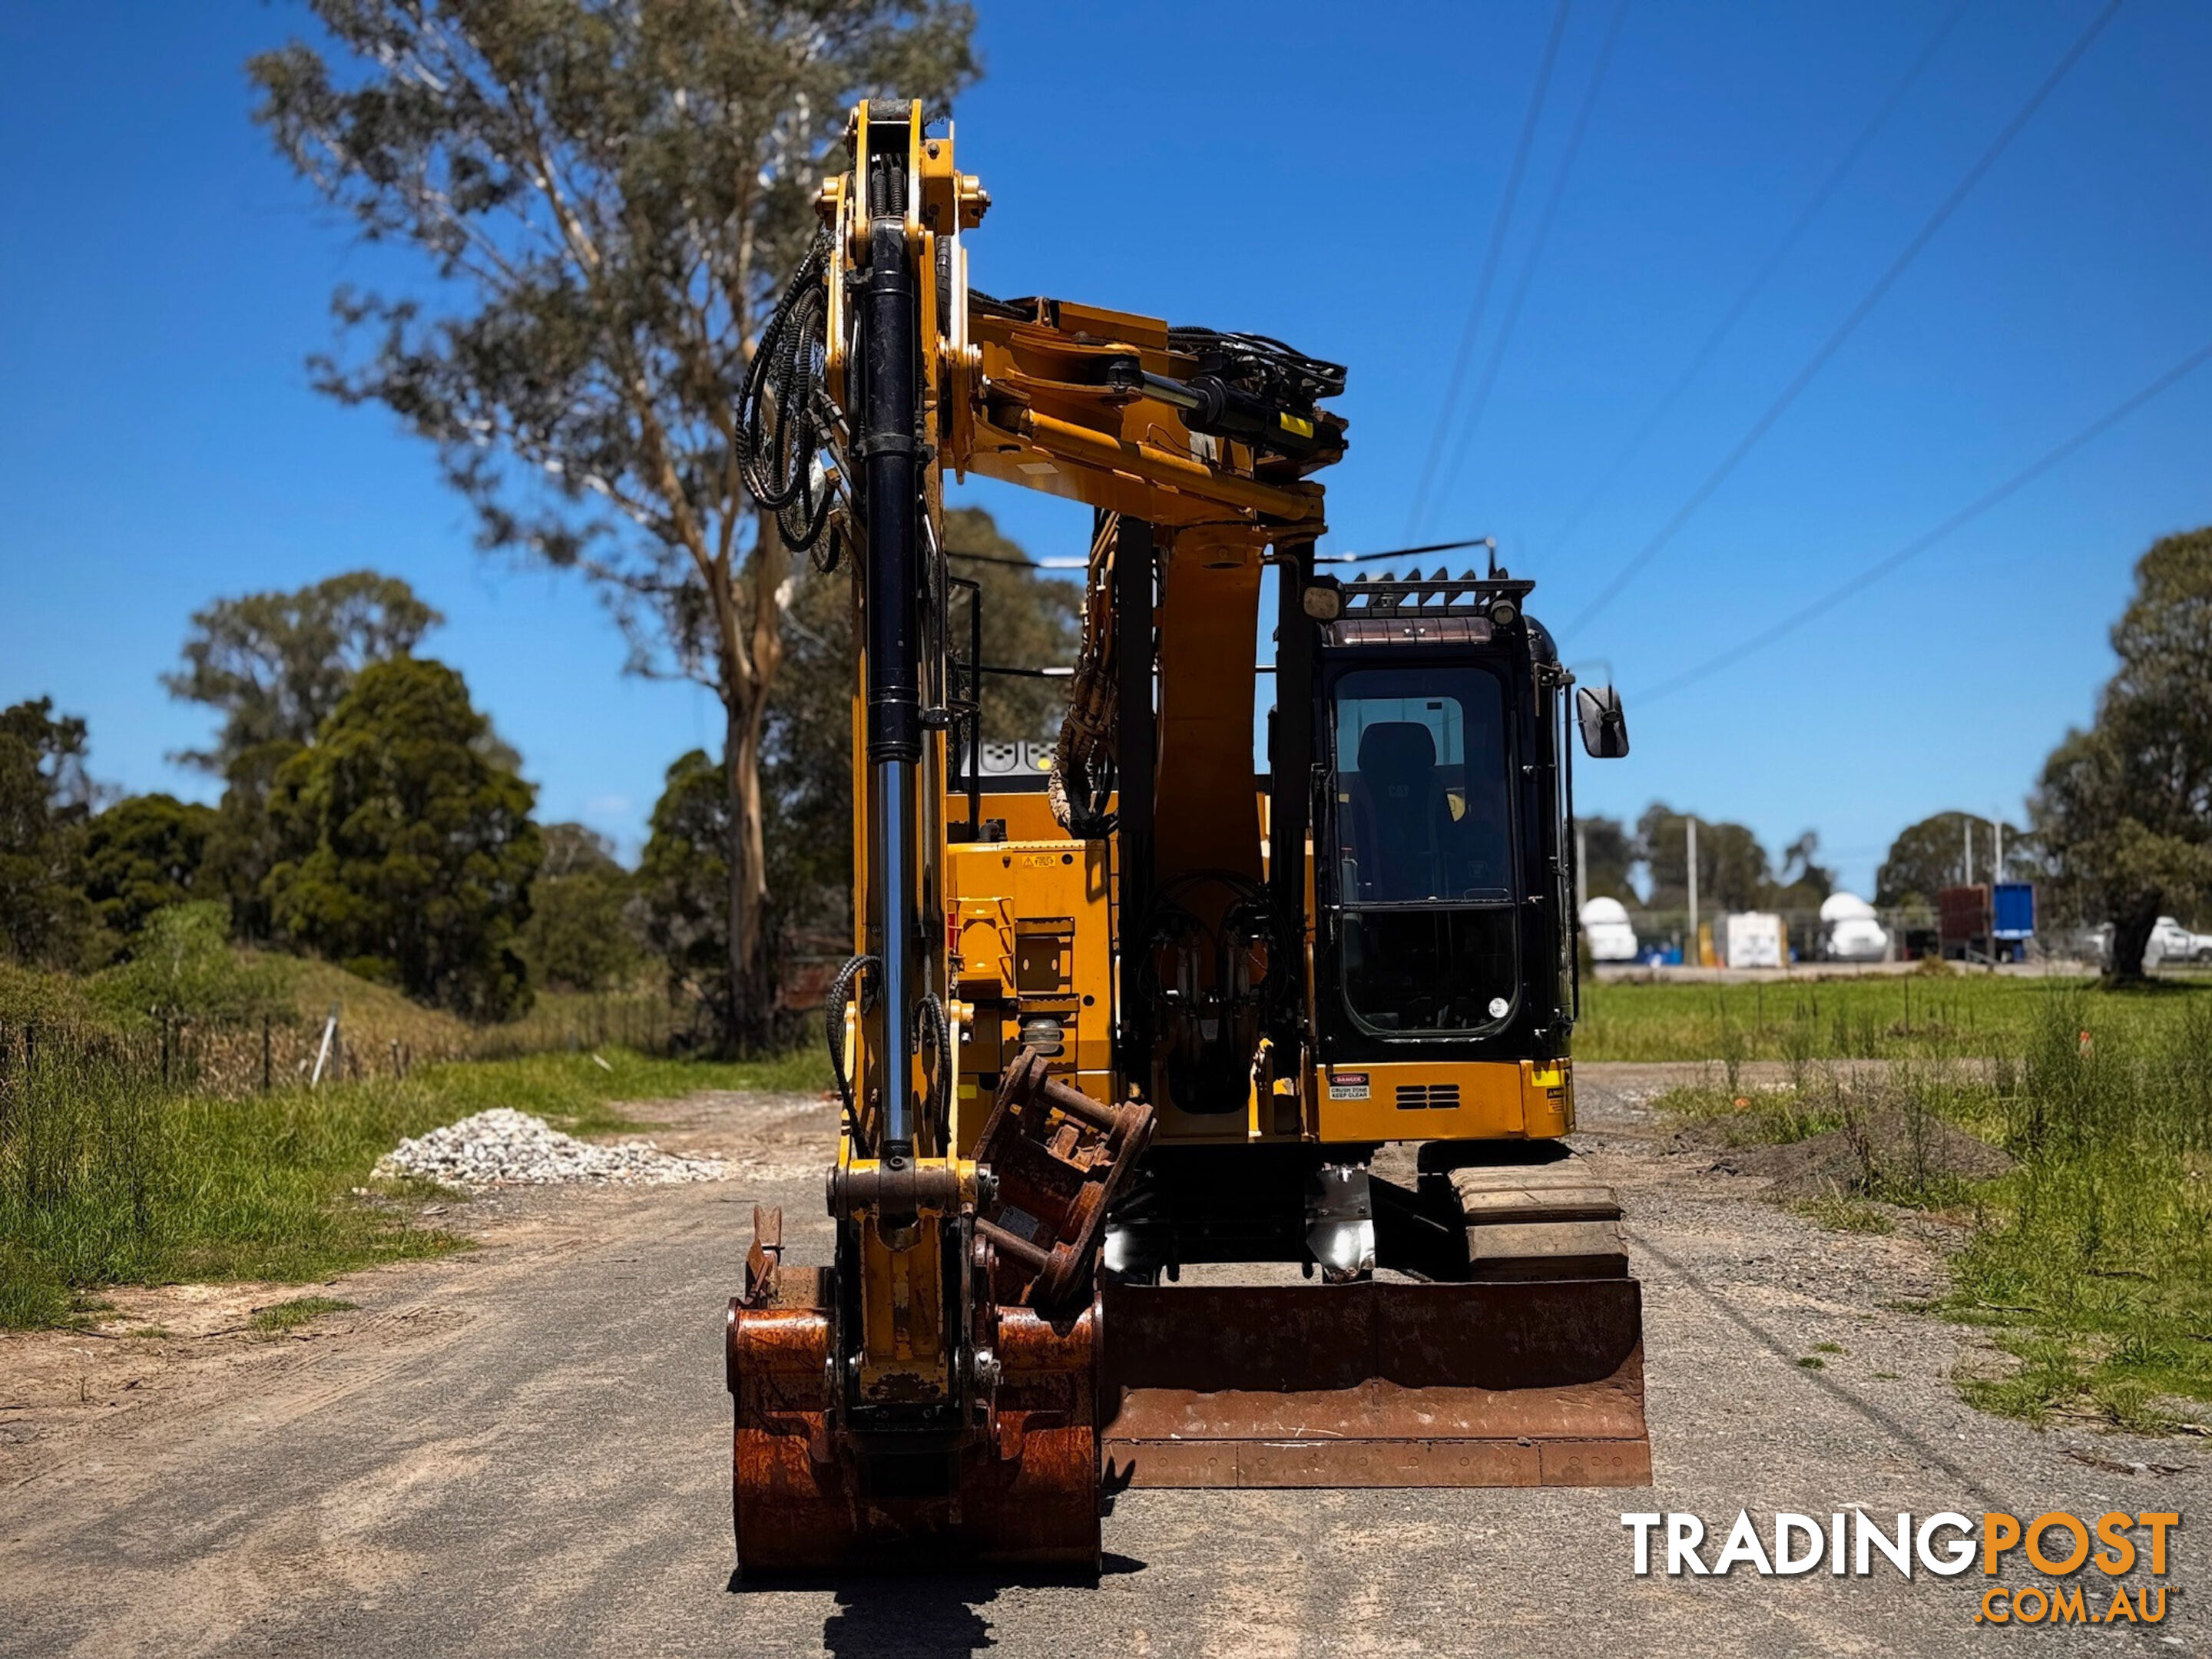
1353 721 1449 902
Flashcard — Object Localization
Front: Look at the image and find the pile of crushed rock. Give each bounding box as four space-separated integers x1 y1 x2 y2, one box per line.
373 1108 727 1190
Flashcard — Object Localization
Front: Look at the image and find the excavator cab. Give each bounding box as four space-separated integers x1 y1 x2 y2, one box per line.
1313 578 1565 1065
725 100 1649 1577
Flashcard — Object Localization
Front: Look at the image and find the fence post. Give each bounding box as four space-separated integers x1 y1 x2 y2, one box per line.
310 1005 339 1088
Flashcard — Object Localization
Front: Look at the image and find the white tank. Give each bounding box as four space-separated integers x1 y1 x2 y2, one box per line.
1820 891 1877 922
1578 896 1640 962
1818 891 1886 960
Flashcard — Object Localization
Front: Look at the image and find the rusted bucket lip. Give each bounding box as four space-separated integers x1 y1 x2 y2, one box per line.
1101 1277 1644 1393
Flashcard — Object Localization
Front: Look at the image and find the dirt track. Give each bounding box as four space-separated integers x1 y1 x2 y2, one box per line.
2 1069 2201 1657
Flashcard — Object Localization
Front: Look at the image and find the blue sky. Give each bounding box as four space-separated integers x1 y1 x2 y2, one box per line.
3 2 2207 898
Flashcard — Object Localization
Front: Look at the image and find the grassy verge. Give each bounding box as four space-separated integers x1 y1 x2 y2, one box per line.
0 1045 827 1330
250 1295 357 1335
1651 993 2212 1433
1578 969 2212 1064
2 939 710 1101
1948 995 2212 1434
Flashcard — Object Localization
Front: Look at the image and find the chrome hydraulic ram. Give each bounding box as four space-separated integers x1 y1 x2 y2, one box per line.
859 180 921 1153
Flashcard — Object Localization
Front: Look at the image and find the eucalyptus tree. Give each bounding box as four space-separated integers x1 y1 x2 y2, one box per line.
164 571 442 770
250 0 976 1045
2034 527 2212 980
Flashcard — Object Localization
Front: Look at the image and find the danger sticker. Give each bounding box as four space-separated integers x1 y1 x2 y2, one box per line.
1328 1072 1370 1101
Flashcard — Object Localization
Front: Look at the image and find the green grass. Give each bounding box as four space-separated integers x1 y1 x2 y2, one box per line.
1651 991 2212 1432
5 932 731 1099
1949 1147 2212 1432
1946 993 2212 1432
1576 971 2212 1065
1 1044 828 1330
1651 1081 1849 1146
250 1295 356 1335
1796 1194 1894 1233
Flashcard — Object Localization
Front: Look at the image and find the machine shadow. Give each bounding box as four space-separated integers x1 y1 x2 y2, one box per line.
1372 1172 1470 1280
727 1555 1146 1659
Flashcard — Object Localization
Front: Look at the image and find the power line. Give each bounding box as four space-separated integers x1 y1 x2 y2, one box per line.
1402 0 1575 539
1563 0 2124 641
1640 334 2212 703
1427 0 1633 534
952 539 1501 570
945 549 1084 570
956 540 1502 571
1544 0 1972 562
1316 536 1495 566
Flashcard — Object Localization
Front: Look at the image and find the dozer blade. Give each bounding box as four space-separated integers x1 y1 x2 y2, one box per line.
1099 1277 1650 1488
727 1277 1103 1575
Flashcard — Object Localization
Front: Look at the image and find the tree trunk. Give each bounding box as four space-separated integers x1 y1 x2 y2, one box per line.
725 691 775 1050
720 509 789 1054
2107 900 2162 985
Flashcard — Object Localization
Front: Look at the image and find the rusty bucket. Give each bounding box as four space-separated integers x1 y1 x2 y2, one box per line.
728 1280 1104 1575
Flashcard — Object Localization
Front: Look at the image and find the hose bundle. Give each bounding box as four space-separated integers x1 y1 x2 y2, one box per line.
823 958 958 1145
1048 513 1119 839
1164 324 1346 411
738 230 842 565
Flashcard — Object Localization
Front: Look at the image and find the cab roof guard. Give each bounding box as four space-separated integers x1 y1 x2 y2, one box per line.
1339 569 1536 616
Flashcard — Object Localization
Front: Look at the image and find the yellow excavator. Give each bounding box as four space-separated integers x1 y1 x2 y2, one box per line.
727 101 1646 1573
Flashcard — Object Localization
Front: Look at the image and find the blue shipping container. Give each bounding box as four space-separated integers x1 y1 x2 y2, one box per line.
1994 882 2036 940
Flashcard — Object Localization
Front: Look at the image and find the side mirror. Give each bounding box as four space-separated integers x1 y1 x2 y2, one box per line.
1576 684 1630 759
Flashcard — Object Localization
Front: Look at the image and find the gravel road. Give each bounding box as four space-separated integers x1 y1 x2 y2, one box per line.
2 1070 2200 1657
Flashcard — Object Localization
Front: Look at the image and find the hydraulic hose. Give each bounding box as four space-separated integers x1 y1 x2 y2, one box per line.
824 953 878 1131
917 990 953 1142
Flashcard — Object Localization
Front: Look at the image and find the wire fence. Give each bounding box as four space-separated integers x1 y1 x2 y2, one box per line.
1594 906 1943 965
0 992 694 1121
1584 904 2119 967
